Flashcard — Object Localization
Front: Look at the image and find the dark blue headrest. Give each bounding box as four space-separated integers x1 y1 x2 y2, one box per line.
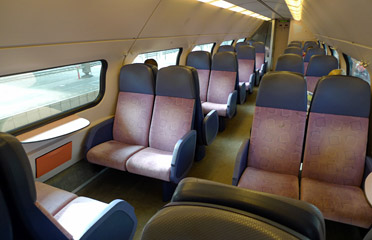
119 63 155 94
303 41 318 51
256 71 307 111
304 48 325 62
156 66 198 99
306 55 338 77
253 42 265 53
288 43 301 48
284 47 302 56
275 54 304 74
235 42 248 51
186 51 211 70
212 52 237 72
217 45 235 53
236 45 255 60
311 75 371 117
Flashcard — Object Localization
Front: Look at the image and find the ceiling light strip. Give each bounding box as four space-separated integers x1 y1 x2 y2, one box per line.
198 0 271 21
284 0 303 21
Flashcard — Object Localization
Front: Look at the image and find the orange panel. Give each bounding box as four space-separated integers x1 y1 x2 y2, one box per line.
36 142 72 178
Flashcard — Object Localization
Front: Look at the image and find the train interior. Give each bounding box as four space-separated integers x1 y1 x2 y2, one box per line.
1 0 372 239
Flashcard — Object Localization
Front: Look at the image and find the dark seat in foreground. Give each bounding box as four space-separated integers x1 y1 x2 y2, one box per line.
142 178 325 240
232 72 307 199
0 132 137 240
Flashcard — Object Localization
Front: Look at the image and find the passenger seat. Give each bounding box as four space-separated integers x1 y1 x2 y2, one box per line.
284 46 303 56
236 44 256 94
305 55 338 93
253 41 267 85
217 45 235 53
275 54 304 75
303 47 325 74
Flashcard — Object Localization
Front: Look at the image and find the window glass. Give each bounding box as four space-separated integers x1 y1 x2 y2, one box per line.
331 48 340 67
237 38 246 43
348 56 370 84
221 40 233 46
133 48 181 69
0 61 104 133
192 43 215 53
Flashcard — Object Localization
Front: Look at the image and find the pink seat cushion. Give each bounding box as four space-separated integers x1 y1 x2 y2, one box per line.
54 197 108 239
256 53 265 70
36 182 77 216
301 178 372 228
304 62 309 75
238 59 254 86
87 140 144 171
207 70 236 104
149 96 194 152
126 147 173 181
238 167 299 199
305 76 320 93
248 107 307 176
197 69 210 102
113 92 154 146
302 113 368 186
202 102 228 117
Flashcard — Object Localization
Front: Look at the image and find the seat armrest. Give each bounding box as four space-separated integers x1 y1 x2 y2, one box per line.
226 90 238 118
170 130 197 183
239 83 246 104
364 173 372 206
84 117 114 155
80 199 137 240
202 110 218 146
363 156 372 190
232 138 250 186
172 177 325 240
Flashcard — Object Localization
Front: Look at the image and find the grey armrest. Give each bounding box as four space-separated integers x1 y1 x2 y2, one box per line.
84 117 114 155
226 90 238 118
80 199 137 240
232 138 250 186
172 177 325 240
248 73 255 93
202 110 218 146
239 83 246 104
170 130 197 183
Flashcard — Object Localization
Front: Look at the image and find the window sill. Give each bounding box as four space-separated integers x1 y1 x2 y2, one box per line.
16 115 90 143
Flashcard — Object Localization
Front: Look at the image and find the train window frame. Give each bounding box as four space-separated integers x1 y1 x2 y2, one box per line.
347 55 371 84
192 43 216 53
132 48 183 69
220 40 234 46
0 60 107 135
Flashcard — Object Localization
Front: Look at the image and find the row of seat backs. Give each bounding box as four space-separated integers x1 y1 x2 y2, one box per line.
186 51 238 104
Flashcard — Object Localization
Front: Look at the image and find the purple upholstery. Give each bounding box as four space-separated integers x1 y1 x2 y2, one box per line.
248 106 307 176
197 69 210 102
54 197 108 240
238 59 254 89
113 92 154 146
126 147 173 181
87 140 144 171
207 70 236 104
304 62 309 74
302 113 368 186
306 76 320 93
256 53 265 70
201 102 228 117
149 96 195 152
35 182 77 216
301 178 372 228
238 167 299 199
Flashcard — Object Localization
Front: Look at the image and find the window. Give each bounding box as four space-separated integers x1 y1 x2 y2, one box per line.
221 40 233 46
0 61 105 133
192 43 215 53
237 38 246 43
133 48 182 69
331 48 340 68
322 43 327 54
348 56 370 84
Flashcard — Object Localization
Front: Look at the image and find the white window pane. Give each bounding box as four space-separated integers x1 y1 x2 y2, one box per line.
192 43 214 52
350 57 370 84
237 38 245 43
221 40 233 46
0 61 102 132
133 48 181 69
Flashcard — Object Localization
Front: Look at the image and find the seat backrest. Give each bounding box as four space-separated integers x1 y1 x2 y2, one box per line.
0 132 70 240
186 51 211 102
289 42 302 48
291 41 302 48
235 42 248 51
305 55 338 92
236 45 256 84
303 41 318 52
149 66 197 152
304 47 325 62
275 54 304 74
253 41 265 70
248 72 307 176
207 52 238 104
0 188 13 240
284 47 303 56
303 76 371 186
113 64 156 147
217 45 235 53
247 40 255 46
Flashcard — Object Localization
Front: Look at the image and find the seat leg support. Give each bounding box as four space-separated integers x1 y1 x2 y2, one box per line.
162 181 177 202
